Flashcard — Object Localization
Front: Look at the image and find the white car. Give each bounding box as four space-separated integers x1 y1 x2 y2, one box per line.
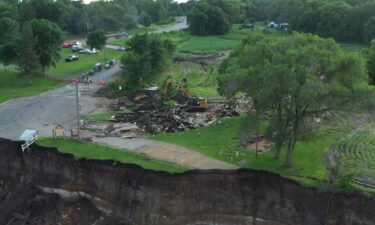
79 48 100 54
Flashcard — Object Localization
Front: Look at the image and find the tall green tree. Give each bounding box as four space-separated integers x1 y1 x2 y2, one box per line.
18 22 41 81
188 1 231 35
0 17 18 43
121 34 174 88
31 19 64 75
364 17 375 44
219 33 369 167
367 40 375 84
86 30 106 50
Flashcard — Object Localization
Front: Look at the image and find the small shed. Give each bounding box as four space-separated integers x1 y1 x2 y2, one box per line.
19 129 38 152
53 124 65 137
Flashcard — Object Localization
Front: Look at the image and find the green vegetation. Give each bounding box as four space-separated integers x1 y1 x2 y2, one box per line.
332 134 375 182
218 32 369 167
188 1 230 35
158 62 218 97
0 66 65 104
38 138 188 173
48 48 123 78
121 34 174 89
150 116 337 187
340 43 367 52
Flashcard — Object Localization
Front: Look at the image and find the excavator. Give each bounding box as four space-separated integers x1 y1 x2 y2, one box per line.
163 78 208 111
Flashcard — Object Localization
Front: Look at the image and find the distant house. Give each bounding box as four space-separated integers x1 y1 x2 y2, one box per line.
267 21 277 28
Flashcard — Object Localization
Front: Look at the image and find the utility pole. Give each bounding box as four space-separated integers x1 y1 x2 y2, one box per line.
75 81 80 139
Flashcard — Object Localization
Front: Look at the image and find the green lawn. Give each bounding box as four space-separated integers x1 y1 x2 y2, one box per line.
150 116 343 188
38 138 188 173
47 48 124 78
0 66 66 104
176 24 288 54
339 43 367 52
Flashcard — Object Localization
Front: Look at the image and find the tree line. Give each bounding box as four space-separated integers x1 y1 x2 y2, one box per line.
183 0 375 43
0 0 182 79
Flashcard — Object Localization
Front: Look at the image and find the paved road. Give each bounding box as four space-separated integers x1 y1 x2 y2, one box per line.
0 17 237 170
152 16 188 34
93 137 237 170
0 66 121 140
105 16 188 49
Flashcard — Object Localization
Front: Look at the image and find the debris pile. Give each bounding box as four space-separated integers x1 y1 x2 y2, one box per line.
86 91 248 138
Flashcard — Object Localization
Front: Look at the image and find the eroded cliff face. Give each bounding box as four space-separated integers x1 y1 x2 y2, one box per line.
0 138 374 225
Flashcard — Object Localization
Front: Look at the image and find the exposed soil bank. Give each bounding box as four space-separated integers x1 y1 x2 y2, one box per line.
0 138 374 225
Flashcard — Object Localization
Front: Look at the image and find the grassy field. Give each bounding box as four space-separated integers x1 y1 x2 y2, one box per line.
0 66 66 104
47 48 123 78
175 24 288 54
38 137 188 173
158 62 219 97
332 133 375 183
150 115 347 188
339 43 367 52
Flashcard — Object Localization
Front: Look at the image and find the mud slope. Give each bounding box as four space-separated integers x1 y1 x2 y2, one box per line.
0 138 374 225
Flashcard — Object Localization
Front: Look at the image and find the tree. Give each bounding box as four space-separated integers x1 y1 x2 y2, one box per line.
31 19 65 75
86 30 106 50
141 12 152 27
219 33 368 167
121 34 175 88
0 17 19 43
0 41 18 68
367 40 375 84
17 22 41 81
187 2 230 35
364 17 375 44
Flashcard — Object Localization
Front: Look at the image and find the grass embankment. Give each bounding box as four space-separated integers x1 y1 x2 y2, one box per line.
0 66 66 104
48 48 123 78
150 116 345 187
38 138 188 173
158 62 219 97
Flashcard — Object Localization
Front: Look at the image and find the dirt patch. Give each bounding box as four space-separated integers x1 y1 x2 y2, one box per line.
173 51 230 64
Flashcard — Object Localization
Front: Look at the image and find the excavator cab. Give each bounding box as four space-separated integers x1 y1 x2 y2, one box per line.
188 97 208 111
163 78 208 111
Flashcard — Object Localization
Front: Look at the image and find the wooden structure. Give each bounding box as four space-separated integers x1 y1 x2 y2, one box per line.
53 124 65 137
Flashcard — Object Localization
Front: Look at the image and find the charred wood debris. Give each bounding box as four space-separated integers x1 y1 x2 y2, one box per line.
84 91 252 138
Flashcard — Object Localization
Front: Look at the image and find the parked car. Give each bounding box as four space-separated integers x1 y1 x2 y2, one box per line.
79 48 99 54
61 42 73 48
65 55 79 62
241 23 255 29
117 46 127 51
116 32 129 39
72 45 83 52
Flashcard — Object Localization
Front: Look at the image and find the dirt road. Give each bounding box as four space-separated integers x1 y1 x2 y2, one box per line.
93 137 237 170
